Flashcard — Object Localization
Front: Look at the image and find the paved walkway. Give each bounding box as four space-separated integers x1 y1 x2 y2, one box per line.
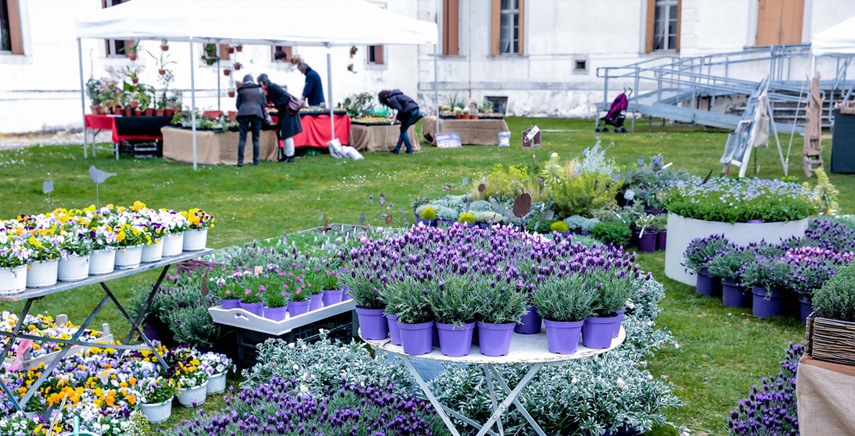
0 131 84 150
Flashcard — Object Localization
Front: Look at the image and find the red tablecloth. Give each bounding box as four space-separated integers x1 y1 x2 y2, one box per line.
84 115 165 144
293 114 351 148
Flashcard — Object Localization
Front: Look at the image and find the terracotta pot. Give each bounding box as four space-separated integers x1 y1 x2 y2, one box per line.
234 64 241 70
228 91 235 97
133 109 141 116
123 109 132 116
129 53 137 61
228 47 234 53
455 114 463 119
155 109 164 116
144 108 154 116
132 77 139 84
164 109 174 116
471 115 479 120
224 69 231 76
159 69 166 75
235 82 242 88
113 108 124 115
90 105 100 114
236 45 243 52
161 44 169 51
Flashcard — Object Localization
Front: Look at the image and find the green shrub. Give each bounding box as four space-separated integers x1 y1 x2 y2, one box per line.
549 221 569 232
415 204 438 217
563 215 600 233
473 211 504 224
706 247 754 281
813 263 855 322
591 221 631 246
419 207 437 219
436 206 458 221
458 212 476 223
550 171 622 218
469 200 494 212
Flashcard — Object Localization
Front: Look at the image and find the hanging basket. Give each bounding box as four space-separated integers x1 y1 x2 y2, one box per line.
806 313 855 367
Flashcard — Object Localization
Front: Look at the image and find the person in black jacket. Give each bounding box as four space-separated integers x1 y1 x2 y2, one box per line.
235 74 267 166
378 90 422 154
298 63 325 107
257 73 303 163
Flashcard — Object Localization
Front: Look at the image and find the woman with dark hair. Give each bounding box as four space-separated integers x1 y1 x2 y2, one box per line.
378 89 422 154
234 74 266 166
257 73 302 163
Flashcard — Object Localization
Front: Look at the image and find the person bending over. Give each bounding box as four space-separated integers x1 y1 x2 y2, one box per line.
378 90 422 154
235 74 267 166
257 73 302 163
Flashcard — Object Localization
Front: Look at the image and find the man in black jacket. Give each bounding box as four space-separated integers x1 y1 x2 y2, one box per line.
299 64 325 107
235 74 267 166
258 73 303 163
378 90 422 154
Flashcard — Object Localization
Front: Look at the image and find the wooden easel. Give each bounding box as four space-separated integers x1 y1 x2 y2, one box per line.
803 73 824 177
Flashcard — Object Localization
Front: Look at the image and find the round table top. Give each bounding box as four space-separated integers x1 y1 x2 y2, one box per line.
362 327 625 365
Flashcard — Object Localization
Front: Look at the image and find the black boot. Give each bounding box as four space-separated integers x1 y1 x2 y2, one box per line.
284 156 294 163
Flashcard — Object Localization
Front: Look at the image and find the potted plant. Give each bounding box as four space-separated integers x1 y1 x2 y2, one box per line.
234 62 242 71
180 208 214 251
214 278 241 309
139 377 176 424
342 271 388 340
651 214 668 250
742 256 793 318
126 41 139 60
239 277 264 317
462 108 472 120
810 263 855 365
223 68 231 76
549 221 571 239
173 360 209 407
24 234 60 288
350 45 358 56
683 234 733 297
785 247 853 323
384 276 435 355
201 44 220 66
286 273 311 317
227 46 235 54
201 353 234 395
475 282 527 356
235 44 243 52
583 270 636 348
454 107 463 119
85 77 103 115
533 274 597 354
56 227 93 282
160 39 169 51
635 215 657 253
457 212 477 228
114 223 149 269
417 207 438 227
88 224 117 276
318 269 344 306
227 88 235 98
707 246 753 308
427 274 481 357
263 285 288 321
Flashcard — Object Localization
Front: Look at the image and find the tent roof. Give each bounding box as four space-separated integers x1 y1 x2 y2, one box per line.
812 16 855 56
76 0 437 46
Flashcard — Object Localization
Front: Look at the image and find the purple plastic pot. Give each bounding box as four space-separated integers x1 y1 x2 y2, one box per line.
637 231 657 253
416 218 437 227
543 319 584 354
751 286 786 318
747 219 764 224
644 208 664 216
696 268 721 298
322 289 344 306
553 231 571 239
240 302 264 317
432 324 440 348
142 323 163 343
612 307 626 339
221 299 241 310
582 315 618 349
798 295 813 324
477 321 515 356
514 306 542 334
356 307 388 340
264 306 287 321
630 228 639 247
398 320 435 355
436 322 476 357
386 314 402 346
656 230 667 251
308 294 323 311
341 286 352 301
288 300 310 317
721 279 750 308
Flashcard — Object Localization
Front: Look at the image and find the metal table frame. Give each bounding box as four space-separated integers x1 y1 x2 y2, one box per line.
0 249 213 412
84 127 119 160
364 327 625 436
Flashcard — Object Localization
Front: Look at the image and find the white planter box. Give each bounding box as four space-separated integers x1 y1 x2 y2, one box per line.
665 213 809 286
208 299 355 336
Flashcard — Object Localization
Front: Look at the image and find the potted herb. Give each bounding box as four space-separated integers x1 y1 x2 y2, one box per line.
238 276 264 316
635 215 657 253
384 276 435 355
214 277 241 309
263 284 288 321
533 274 597 354
742 257 793 318
417 207 438 227
811 263 855 364
319 269 344 306
284 272 310 317
342 270 388 340
457 212 476 228
427 274 481 357
475 283 527 356
161 39 169 51
683 234 733 297
651 214 668 250
139 377 176 424
550 221 571 239
583 270 636 349
234 62 243 71
707 246 753 308
786 247 854 323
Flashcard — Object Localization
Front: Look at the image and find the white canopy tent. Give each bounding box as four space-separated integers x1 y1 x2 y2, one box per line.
812 15 855 57
76 0 438 169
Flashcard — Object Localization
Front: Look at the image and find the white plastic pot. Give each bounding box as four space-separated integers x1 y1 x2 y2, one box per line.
177 382 208 407
162 233 185 257
115 245 144 269
0 266 27 295
140 398 173 424
26 259 58 288
141 240 164 263
57 254 90 282
89 249 116 275
183 229 208 251
206 372 226 394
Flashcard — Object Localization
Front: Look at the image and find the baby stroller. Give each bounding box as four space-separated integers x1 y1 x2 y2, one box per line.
595 88 631 133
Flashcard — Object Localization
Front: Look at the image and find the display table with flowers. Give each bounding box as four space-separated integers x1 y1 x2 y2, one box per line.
84 115 173 160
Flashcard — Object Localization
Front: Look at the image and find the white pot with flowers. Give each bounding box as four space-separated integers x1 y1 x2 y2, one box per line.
0 234 32 295
56 225 93 282
139 377 176 424
23 232 60 288
201 352 234 394
181 208 215 251
158 209 189 257
174 354 209 407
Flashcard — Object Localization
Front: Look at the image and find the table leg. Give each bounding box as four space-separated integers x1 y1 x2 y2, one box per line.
483 365 504 436
102 278 169 371
19 294 111 407
486 364 547 436
397 354 462 436
84 127 89 159
0 299 35 412
123 265 169 346
474 363 543 436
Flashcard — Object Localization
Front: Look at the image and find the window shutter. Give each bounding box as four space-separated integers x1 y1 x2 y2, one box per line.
7 0 22 54
443 0 459 56
517 0 525 55
780 0 804 44
375 45 384 65
220 44 230 61
490 0 501 56
645 0 655 53
272 45 293 62
675 0 681 52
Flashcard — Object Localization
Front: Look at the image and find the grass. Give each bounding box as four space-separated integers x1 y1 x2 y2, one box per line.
0 117 851 435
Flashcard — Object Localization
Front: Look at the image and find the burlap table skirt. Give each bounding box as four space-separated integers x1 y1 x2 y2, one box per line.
350 124 420 152
161 126 279 165
420 116 510 146
797 355 855 436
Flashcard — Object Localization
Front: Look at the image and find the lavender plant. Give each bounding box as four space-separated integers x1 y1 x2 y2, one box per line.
532 274 597 322
707 247 754 281
683 234 734 273
813 262 855 322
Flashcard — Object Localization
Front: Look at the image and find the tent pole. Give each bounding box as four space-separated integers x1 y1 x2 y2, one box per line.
78 38 88 159
434 42 439 136
217 57 221 112
327 43 335 141
190 38 198 170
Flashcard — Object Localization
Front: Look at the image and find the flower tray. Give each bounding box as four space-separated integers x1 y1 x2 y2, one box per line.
2 317 113 371
351 120 399 126
806 314 855 367
208 299 355 336
177 259 220 276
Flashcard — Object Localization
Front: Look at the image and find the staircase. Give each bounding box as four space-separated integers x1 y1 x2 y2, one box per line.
597 44 855 133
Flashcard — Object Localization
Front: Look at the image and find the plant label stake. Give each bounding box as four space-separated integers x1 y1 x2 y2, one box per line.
358 212 366 226
443 184 452 191
462 176 468 186
89 166 116 208
385 215 393 225
42 180 54 210
379 194 386 206
322 219 331 231
201 274 209 297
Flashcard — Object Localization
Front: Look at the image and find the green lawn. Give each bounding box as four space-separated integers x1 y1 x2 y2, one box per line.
0 117 851 435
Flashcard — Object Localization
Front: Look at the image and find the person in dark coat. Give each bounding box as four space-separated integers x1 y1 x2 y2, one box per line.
235 74 267 166
298 63 325 107
257 73 303 163
378 90 422 154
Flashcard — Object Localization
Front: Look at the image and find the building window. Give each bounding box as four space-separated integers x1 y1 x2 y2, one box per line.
272 45 292 62
756 0 804 46
367 45 384 65
1 0 23 54
491 0 524 56
103 0 129 57
442 0 459 56
485 96 508 114
574 59 588 73
646 0 680 52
